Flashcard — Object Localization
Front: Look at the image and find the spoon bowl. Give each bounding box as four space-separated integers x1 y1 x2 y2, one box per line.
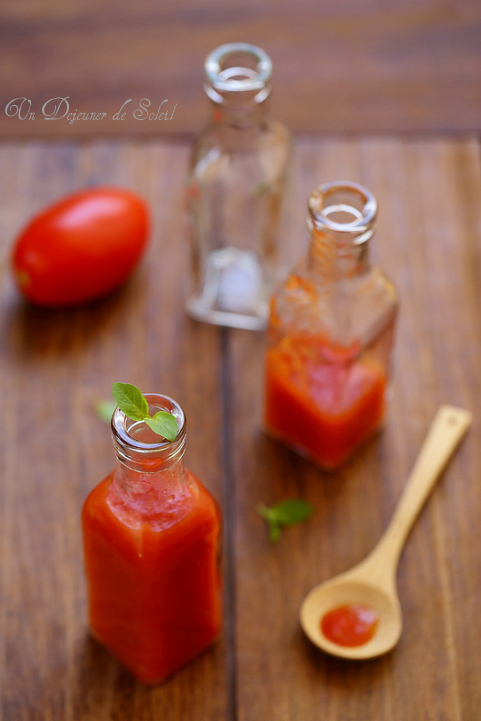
300 405 472 660
300 574 402 659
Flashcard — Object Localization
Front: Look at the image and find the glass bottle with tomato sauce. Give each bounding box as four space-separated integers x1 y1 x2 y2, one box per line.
265 181 398 470
82 394 222 684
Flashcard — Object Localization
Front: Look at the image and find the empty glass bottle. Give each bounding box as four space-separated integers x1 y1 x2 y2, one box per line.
264 181 398 470
186 42 292 330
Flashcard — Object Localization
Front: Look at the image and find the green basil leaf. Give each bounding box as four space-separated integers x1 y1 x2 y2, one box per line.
256 499 313 543
144 411 178 442
95 400 117 424
272 499 313 526
112 382 149 421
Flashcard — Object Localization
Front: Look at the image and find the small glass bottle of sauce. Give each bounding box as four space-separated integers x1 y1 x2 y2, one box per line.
265 181 398 470
82 394 222 684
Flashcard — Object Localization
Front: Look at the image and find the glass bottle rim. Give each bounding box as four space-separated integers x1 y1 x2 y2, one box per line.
111 393 186 465
204 42 272 96
308 181 377 244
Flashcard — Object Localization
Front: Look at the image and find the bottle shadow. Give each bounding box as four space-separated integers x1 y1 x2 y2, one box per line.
252 429 382 506
39 635 135 721
68 632 226 720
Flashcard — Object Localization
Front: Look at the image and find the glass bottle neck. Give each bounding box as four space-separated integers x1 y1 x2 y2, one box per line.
204 42 272 130
108 394 196 528
306 181 377 281
113 452 185 495
110 454 192 531
210 95 268 130
307 227 371 280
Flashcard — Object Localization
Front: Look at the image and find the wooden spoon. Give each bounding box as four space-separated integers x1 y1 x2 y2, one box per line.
300 405 472 660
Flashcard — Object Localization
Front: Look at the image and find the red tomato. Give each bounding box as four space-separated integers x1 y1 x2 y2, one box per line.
12 187 149 307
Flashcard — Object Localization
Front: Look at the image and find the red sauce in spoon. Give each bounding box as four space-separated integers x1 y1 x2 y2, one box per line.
321 604 379 647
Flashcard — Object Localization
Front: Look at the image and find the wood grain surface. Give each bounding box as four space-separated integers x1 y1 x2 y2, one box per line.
1 0 481 137
0 135 481 720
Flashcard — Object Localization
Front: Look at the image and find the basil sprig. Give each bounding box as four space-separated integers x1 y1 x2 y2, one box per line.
256 499 313 542
112 382 178 442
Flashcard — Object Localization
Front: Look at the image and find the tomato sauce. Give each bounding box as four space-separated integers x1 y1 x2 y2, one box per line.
82 468 221 685
265 338 386 469
321 604 379 647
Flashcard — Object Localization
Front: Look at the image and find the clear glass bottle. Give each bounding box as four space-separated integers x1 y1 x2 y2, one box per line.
264 181 398 470
186 42 292 330
82 393 222 685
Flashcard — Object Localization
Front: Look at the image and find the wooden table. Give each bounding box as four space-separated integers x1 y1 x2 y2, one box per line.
1 135 481 720
2 0 481 136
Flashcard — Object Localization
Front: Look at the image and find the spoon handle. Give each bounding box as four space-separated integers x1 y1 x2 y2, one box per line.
363 405 472 582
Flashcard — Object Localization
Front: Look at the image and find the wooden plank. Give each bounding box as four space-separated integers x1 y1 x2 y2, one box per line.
228 136 481 721
1 0 481 137
0 141 229 720
1 135 481 720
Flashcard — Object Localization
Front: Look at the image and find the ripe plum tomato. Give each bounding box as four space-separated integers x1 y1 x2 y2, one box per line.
12 187 149 307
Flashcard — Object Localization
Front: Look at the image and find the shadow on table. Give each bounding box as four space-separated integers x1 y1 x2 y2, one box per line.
70 632 226 720
298 625 397 685
1 268 148 363
252 429 382 503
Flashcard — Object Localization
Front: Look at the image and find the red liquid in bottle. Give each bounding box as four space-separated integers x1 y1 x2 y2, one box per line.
265 337 387 469
82 397 222 685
